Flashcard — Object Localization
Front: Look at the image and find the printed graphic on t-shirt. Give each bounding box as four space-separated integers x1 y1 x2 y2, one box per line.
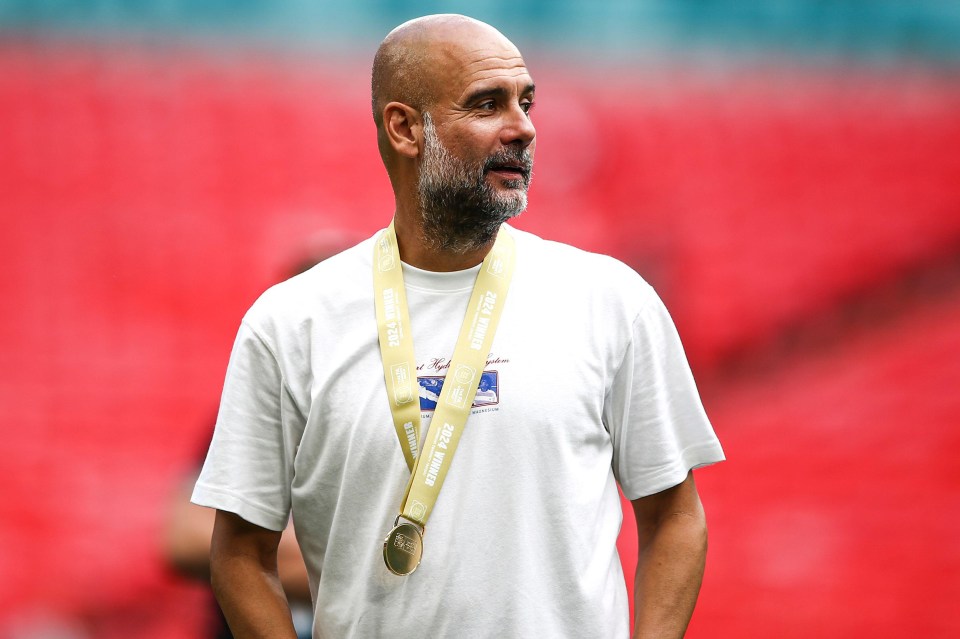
418 370 499 411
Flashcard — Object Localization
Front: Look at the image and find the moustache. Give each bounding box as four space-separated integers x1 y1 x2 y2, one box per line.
483 148 533 181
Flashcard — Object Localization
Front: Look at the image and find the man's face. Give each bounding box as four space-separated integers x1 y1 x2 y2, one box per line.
415 36 536 253
417 113 533 252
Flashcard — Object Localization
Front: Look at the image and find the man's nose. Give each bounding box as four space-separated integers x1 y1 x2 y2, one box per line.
500 104 536 148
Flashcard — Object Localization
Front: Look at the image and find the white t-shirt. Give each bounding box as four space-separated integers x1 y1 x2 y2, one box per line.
193 227 724 639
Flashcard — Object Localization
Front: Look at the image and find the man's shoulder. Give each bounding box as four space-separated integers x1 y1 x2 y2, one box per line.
242 232 378 329
509 225 664 320
510 226 651 287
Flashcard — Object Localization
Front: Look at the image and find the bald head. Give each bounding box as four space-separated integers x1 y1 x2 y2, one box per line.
370 14 536 261
371 14 520 129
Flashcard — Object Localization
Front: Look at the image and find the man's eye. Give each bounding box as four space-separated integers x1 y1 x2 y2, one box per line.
478 101 496 111
521 101 535 114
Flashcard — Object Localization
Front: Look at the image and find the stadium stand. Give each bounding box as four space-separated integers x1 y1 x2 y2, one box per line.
2 3 959 635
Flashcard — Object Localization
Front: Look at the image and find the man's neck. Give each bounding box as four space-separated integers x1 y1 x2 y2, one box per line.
393 215 497 272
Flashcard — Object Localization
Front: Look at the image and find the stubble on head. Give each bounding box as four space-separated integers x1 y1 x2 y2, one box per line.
417 113 533 254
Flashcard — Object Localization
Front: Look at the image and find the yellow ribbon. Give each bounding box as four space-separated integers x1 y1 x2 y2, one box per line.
374 221 515 528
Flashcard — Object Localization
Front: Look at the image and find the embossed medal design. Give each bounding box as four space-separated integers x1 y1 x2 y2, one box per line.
383 520 424 576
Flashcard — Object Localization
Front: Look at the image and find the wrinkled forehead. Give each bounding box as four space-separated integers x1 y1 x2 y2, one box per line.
429 36 531 100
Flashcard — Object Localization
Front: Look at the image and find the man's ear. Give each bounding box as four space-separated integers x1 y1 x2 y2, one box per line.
383 102 421 159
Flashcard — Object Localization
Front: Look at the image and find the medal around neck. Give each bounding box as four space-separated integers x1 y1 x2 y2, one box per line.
374 221 516 576
383 519 424 576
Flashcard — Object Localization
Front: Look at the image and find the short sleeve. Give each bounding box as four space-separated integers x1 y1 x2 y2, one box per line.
191 320 304 531
604 284 725 500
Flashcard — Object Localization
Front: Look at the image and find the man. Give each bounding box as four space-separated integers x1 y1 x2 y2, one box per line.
193 14 724 639
473 374 498 405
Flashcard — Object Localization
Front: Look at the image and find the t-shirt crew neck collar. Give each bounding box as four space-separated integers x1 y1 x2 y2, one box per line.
400 261 483 293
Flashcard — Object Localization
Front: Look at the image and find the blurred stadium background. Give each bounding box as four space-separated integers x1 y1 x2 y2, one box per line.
2 1 959 637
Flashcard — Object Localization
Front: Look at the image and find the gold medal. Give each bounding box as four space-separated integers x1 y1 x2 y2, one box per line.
375 223 515 576
383 519 424 576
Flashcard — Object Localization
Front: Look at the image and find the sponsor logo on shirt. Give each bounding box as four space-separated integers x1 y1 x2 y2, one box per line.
417 370 500 411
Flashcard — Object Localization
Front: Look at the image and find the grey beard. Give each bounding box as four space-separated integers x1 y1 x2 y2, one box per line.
417 113 532 254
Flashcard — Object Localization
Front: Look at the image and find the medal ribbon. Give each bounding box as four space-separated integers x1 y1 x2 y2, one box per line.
374 221 515 529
